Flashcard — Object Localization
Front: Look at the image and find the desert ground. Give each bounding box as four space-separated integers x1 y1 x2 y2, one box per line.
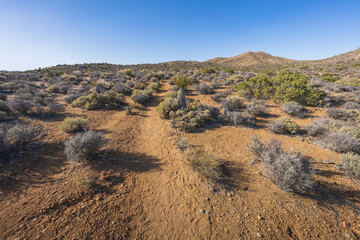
1 49 360 239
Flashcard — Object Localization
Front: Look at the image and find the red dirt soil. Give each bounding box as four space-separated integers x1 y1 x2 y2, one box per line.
1 82 360 239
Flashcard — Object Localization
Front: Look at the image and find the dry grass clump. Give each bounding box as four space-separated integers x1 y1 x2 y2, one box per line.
249 136 315 193
184 146 224 183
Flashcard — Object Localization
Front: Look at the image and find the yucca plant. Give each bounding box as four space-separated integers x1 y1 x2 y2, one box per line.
173 74 191 110
174 74 192 89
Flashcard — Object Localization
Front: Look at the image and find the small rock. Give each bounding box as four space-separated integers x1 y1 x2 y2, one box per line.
242 186 248 191
257 232 263 238
342 221 350 228
227 192 233 197
205 211 210 215
257 215 264 220
200 209 205 213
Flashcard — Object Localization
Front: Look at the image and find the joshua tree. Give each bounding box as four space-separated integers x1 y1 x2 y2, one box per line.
174 74 191 110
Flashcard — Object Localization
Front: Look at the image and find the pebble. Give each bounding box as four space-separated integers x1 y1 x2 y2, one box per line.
257 215 264 220
205 211 210 215
257 232 263 238
200 209 205 213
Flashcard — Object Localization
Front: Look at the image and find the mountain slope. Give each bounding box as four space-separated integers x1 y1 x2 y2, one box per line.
206 51 295 68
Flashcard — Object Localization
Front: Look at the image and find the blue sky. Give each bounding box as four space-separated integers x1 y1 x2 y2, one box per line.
0 0 359 70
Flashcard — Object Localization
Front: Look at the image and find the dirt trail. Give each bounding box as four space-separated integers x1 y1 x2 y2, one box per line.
110 85 215 239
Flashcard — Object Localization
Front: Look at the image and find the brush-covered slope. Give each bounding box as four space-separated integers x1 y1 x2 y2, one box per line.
206 51 295 67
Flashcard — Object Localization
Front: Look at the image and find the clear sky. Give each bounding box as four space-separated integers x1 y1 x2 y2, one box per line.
1 0 359 71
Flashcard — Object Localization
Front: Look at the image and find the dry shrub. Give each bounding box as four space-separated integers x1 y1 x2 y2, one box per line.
184 147 223 183
248 136 315 193
65 130 108 162
338 153 360 179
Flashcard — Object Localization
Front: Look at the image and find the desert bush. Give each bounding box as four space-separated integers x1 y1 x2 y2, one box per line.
282 102 309 118
326 108 355 121
0 94 6 101
184 147 223 182
221 111 256 127
327 132 359 153
211 79 219 89
134 82 146 90
5 124 44 150
131 89 153 104
7 100 34 115
170 103 211 132
58 117 87 133
0 111 7 120
47 85 60 93
46 103 65 116
305 118 331 137
203 68 216 75
221 96 243 112
167 79 175 85
71 92 125 110
248 136 315 192
0 101 10 113
197 83 214 95
112 83 132 95
64 130 108 162
344 101 360 110
64 94 81 104
270 117 299 134
156 97 179 119
246 104 268 116
338 153 360 179
234 71 326 106
211 91 231 102
148 82 160 91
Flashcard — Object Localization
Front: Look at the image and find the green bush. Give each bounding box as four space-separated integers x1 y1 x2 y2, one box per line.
203 68 216 75
134 82 146 90
156 97 179 119
148 82 160 91
224 68 234 73
234 75 274 99
71 92 125 110
234 71 326 106
47 85 60 93
58 117 87 133
125 69 133 77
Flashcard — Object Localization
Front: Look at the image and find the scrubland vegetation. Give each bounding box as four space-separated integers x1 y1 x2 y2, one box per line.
1 49 360 239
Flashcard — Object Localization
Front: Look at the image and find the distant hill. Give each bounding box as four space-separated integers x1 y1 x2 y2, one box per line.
308 48 360 65
205 51 295 68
